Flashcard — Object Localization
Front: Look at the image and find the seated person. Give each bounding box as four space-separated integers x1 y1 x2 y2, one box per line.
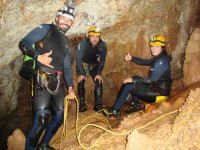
103 35 172 118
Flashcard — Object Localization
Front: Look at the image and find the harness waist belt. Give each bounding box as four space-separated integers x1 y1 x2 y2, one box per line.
38 66 63 75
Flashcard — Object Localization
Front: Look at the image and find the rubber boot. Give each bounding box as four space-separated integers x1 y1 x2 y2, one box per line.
93 80 103 112
36 143 54 150
125 101 143 114
102 108 121 119
78 80 87 112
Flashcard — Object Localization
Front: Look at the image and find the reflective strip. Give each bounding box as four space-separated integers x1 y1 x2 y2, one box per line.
155 96 169 103
83 63 89 72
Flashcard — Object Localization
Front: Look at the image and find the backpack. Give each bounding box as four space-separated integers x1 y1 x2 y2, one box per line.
19 25 54 80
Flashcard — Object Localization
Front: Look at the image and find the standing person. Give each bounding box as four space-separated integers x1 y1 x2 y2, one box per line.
103 35 172 118
18 3 76 150
76 26 107 112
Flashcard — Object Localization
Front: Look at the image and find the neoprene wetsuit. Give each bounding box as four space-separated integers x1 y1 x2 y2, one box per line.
112 51 172 111
19 23 73 150
76 38 107 110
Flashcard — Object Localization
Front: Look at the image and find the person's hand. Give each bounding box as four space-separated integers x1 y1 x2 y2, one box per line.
95 75 103 84
77 75 86 83
37 50 54 68
125 52 132 61
66 86 76 99
123 78 133 84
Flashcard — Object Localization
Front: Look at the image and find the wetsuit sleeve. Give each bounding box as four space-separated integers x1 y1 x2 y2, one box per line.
96 42 107 75
63 51 74 87
131 57 154 66
76 41 86 76
135 58 169 84
18 24 50 59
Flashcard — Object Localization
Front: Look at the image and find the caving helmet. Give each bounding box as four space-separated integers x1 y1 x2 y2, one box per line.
88 26 101 36
149 35 166 46
56 1 75 21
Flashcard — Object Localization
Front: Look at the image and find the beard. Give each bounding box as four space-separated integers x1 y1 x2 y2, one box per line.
56 21 70 33
59 25 70 33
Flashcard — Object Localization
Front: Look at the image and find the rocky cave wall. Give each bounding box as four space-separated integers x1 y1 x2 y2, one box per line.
6 25 200 150
0 0 200 119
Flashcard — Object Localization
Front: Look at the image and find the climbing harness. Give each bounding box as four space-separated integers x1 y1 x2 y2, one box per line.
37 70 62 95
83 63 89 73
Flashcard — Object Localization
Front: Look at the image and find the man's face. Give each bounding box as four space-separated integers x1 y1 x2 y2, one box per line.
56 15 73 32
89 36 100 47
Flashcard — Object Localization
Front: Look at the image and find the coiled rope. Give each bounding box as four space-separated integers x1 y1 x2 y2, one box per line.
58 96 179 149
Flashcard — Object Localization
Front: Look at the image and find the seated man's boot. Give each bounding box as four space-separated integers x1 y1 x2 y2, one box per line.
102 108 121 119
36 143 54 150
125 102 143 114
93 104 103 112
79 104 87 112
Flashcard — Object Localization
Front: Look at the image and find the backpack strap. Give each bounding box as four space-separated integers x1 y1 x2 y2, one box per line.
37 24 55 48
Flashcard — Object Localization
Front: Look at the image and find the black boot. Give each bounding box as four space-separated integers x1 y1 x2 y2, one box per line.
93 104 103 112
78 80 87 112
79 104 87 112
102 108 121 118
94 80 103 112
37 143 54 150
125 102 143 114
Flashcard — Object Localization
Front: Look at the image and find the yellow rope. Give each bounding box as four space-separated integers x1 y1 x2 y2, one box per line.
59 96 179 150
59 95 78 150
51 108 105 146
77 109 179 149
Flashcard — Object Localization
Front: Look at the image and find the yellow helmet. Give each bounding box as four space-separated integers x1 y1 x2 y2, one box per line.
149 35 166 46
88 26 101 37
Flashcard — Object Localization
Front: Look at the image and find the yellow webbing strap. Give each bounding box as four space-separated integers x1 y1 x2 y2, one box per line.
155 96 169 103
31 79 34 97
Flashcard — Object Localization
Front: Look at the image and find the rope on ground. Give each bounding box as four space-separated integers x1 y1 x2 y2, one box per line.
59 96 110 150
59 97 179 150
51 106 108 146
78 109 179 149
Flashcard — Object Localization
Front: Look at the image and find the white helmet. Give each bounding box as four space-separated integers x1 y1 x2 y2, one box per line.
56 3 75 21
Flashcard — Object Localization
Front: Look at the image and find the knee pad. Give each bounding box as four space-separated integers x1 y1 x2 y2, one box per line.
34 110 49 127
28 110 49 147
39 108 64 144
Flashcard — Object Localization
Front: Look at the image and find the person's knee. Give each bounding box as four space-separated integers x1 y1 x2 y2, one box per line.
28 110 49 147
52 108 64 123
35 110 49 128
132 75 141 80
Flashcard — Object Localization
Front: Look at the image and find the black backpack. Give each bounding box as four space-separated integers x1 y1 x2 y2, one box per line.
19 25 54 80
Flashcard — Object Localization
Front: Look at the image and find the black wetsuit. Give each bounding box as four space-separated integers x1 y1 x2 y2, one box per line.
112 51 172 110
19 24 73 150
76 38 107 107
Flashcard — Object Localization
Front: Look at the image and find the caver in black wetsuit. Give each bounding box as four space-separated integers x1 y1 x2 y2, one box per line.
76 38 107 112
19 23 73 150
108 50 172 117
19 4 76 149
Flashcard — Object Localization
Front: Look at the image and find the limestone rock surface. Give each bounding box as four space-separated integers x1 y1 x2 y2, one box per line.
183 28 200 86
